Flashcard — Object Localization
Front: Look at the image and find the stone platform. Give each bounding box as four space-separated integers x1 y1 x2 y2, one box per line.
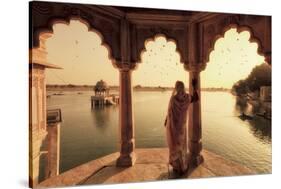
38 148 255 188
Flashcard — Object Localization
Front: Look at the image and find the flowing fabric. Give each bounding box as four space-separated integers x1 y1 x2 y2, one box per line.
165 93 191 172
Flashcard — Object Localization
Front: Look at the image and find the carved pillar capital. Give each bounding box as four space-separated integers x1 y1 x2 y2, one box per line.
115 62 137 72
184 63 206 72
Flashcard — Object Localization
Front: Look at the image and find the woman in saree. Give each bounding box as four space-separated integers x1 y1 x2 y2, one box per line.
164 79 199 175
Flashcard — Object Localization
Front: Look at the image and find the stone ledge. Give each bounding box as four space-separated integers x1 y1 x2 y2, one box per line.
37 148 256 188
37 152 119 188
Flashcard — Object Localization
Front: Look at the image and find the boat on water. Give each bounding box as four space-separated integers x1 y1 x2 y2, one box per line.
53 92 65 95
256 112 271 121
238 113 253 121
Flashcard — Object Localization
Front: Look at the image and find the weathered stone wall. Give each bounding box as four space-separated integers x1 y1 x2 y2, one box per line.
29 65 47 187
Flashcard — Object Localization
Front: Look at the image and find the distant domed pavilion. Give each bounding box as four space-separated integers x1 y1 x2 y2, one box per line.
94 80 110 96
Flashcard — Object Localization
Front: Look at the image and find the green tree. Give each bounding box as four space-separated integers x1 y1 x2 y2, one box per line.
232 63 271 94
245 63 271 91
232 79 249 95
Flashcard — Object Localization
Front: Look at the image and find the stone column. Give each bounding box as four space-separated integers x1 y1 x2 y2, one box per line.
45 123 61 178
116 63 136 167
185 64 205 166
29 33 62 187
29 64 48 187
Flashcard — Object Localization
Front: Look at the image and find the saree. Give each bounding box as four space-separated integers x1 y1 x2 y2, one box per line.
165 92 191 173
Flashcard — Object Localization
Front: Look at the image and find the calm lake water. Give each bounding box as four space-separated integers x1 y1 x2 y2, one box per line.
47 91 271 174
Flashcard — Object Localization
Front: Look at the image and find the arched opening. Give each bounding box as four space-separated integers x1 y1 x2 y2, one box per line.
136 34 185 86
203 27 265 88
201 27 271 173
38 19 119 181
45 18 117 85
133 35 187 148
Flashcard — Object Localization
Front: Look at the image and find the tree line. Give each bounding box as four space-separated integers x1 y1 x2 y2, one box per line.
231 63 271 95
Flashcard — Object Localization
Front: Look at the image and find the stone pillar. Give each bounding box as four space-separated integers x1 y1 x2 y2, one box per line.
45 123 61 178
29 64 48 187
29 33 62 187
185 64 205 166
116 63 136 167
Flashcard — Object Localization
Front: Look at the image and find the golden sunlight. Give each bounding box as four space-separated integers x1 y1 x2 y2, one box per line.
201 28 265 88
45 20 118 85
134 36 187 87
45 21 265 89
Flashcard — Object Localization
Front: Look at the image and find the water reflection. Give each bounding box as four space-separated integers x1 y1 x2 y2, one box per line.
235 96 271 143
248 118 271 142
91 107 114 131
201 91 271 173
46 91 271 174
235 96 248 113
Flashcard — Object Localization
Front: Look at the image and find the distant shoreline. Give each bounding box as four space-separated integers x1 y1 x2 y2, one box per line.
46 84 230 92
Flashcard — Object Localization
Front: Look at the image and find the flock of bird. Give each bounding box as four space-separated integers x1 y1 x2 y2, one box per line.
141 45 182 78
213 37 256 76
71 35 254 79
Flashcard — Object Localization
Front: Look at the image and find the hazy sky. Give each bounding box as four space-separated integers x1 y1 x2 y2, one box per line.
45 20 265 88
202 28 265 88
134 36 186 87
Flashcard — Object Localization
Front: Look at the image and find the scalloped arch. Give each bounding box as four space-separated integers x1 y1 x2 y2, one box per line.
206 24 265 65
35 17 117 67
137 34 184 66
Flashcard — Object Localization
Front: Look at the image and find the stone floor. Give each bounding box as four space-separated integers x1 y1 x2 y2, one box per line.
38 148 255 188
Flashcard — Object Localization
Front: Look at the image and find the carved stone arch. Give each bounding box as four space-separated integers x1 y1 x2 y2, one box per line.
130 24 188 64
207 24 264 63
40 17 117 64
201 14 271 65
30 1 122 62
137 33 184 66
